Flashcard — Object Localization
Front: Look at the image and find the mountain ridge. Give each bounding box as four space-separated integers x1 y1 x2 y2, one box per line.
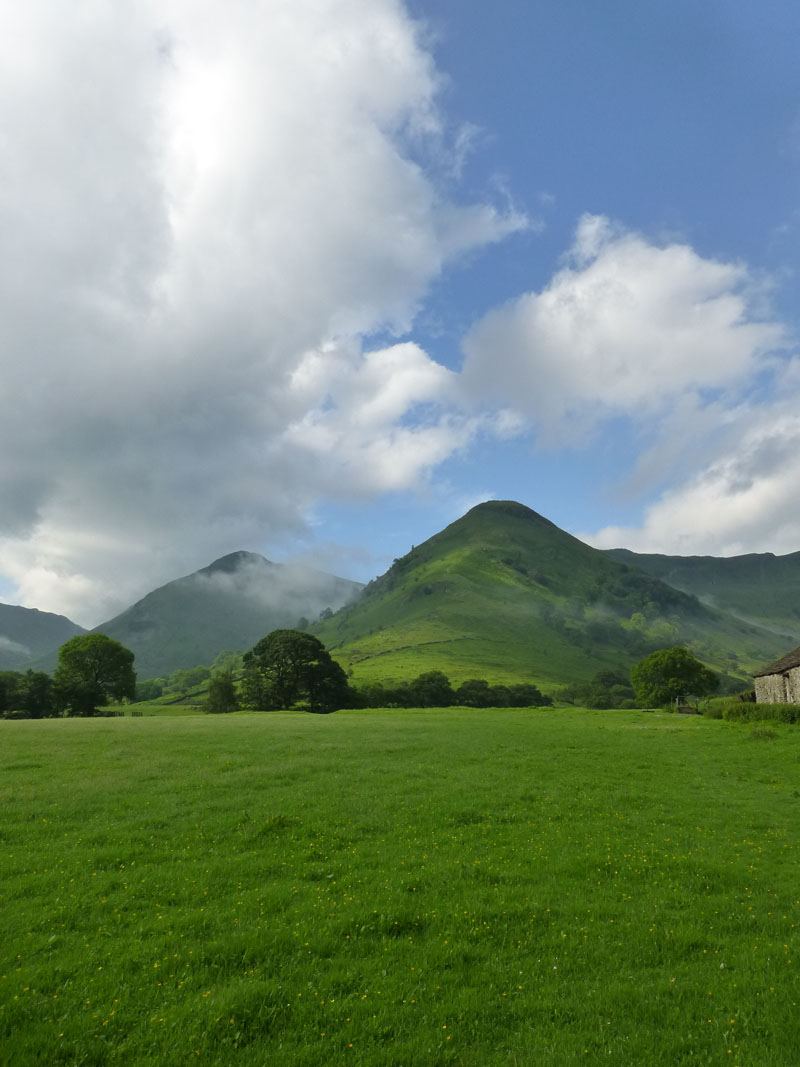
604 546 800 642
5 501 799 684
314 500 780 688
0 604 87 670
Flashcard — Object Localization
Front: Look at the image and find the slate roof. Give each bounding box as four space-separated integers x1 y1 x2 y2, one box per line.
754 645 800 678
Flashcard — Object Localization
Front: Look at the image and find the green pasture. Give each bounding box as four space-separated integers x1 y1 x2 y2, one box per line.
2 709 798 1065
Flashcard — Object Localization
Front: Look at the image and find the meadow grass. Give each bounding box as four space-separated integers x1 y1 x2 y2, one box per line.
1 709 798 1065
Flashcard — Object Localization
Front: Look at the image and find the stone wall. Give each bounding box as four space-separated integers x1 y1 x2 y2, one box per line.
755 665 800 703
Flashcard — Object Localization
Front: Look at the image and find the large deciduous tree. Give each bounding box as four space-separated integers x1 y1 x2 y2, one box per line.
205 669 238 714
631 646 718 708
55 633 136 716
242 630 349 713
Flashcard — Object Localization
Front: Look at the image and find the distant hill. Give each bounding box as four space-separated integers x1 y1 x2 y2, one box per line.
34 552 363 679
315 501 784 689
604 548 800 642
0 604 86 670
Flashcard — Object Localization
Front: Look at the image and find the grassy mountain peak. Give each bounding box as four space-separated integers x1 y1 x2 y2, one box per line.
315 500 782 689
86 553 362 678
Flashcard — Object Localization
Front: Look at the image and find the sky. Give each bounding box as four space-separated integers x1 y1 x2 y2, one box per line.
1 0 799 628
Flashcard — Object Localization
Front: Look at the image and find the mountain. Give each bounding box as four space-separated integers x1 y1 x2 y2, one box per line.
86 552 362 679
315 501 784 689
604 548 800 642
0 604 86 670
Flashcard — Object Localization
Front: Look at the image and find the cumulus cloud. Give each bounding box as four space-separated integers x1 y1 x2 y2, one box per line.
586 390 800 557
462 214 788 440
281 341 482 493
463 214 800 558
0 0 523 624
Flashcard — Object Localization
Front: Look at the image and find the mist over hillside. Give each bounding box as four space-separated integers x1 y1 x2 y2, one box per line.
0 604 86 670
88 552 363 678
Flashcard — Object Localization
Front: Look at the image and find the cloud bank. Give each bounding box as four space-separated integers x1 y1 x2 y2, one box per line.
0 0 522 624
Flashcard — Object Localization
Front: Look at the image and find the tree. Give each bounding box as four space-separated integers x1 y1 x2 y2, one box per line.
0 669 57 718
242 630 349 713
54 633 136 716
0 671 21 716
205 669 238 714
507 683 551 707
19 670 57 718
169 666 210 694
135 678 165 702
631 646 718 708
455 679 494 707
408 670 455 707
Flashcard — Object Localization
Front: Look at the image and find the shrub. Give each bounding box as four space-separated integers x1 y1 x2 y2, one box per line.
719 701 800 724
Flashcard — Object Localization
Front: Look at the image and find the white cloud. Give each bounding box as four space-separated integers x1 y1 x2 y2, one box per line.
0 0 523 625
586 405 800 557
282 341 480 494
463 214 800 560
462 214 788 440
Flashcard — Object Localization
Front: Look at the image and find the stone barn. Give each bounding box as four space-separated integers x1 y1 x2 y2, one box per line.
754 646 800 703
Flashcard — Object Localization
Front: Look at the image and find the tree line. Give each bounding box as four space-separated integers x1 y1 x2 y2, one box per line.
1 633 135 718
1 626 724 719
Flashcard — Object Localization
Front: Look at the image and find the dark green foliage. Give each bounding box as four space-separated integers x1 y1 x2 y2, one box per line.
170 665 211 693
508 682 552 707
54 633 136 717
18 670 57 718
242 630 349 713
348 681 388 708
135 677 164 702
559 670 637 709
0 670 20 715
205 669 238 714
455 678 494 707
631 646 718 708
407 670 455 707
0 669 57 718
356 672 552 708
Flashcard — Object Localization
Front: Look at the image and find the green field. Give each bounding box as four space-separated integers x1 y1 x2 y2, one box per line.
2 710 798 1065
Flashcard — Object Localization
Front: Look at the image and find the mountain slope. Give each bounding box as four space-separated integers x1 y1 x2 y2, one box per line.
315 501 783 688
604 548 800 641
88 552 362 678
0 604 86 670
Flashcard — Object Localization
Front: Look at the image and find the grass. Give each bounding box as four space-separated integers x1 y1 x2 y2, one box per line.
2 708 799 1065
315 501 781 689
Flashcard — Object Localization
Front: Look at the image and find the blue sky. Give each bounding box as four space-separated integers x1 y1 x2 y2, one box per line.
1 0 799 625
313 0 800 575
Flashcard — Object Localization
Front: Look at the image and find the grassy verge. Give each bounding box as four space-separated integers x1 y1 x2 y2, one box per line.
2 709 798 1065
